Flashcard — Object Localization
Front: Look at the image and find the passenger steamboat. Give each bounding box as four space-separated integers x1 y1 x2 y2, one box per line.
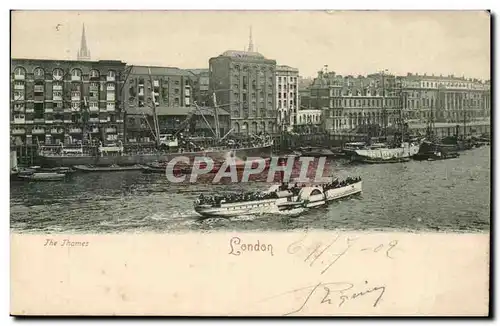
193 177 362 218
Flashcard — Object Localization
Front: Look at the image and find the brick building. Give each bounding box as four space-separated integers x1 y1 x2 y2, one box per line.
11 58 127 146
186 69 210 106
209 50 277 135
123 65 195 110
276 65 299 132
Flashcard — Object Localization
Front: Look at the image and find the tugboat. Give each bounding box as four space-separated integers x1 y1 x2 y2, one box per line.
412 140 460 161
193 177 362 218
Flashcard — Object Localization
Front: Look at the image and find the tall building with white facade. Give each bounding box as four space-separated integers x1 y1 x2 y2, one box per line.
276 65 299 132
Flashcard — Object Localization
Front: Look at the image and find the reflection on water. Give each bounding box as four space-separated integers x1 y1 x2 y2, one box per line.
10 147 491 233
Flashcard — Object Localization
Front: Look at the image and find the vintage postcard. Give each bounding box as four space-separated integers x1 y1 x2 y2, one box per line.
10 10 490 316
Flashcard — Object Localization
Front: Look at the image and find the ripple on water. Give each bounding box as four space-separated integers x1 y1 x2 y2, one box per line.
10 147 491 233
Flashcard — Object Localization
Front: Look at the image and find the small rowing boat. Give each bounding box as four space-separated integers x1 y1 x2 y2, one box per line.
17 172 66 181
73 165 144 172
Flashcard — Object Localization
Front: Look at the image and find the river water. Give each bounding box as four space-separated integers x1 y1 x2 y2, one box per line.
10 147 491 234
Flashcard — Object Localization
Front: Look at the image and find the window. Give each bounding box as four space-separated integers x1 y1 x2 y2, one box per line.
34 68 44 78
71 102 80 109
14 67 26 78
71 69 82 80
13 91 24 100
107 70 116 79
90 70 99 78
174 98 180 106
53 68 63 80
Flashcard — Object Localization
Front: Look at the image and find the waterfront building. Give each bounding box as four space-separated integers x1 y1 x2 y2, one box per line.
401 73 491 125
185 69 210 106
123 65 195 110
10 58 127 146
309 70 401 134
122 66 223 142
295 109 323 133
305 68 491 136
208 31 277 135
275 65 299 132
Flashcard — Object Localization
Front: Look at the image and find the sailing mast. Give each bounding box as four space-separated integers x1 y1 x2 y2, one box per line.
212 92 221 141
147 67 161 147
463 93 467 147
398 76 404 144
381 70 387 140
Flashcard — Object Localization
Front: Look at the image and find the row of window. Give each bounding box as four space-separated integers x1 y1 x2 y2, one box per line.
277 76 297 83
277 100 296 109
13 67 117 79
278 92 297 99
232 65 274 73
330 98 399 107
420 80 484 89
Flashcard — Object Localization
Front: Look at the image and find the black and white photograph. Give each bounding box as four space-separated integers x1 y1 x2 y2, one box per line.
9 10 491 316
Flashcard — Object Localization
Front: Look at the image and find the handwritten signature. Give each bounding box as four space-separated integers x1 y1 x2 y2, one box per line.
287 232 400 275
260 280 386 316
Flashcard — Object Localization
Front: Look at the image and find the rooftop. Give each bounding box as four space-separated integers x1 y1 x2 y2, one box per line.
129 65 192 77
12 58 125 65
220 50 266 59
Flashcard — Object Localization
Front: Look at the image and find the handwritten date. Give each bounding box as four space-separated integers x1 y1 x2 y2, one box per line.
287 233 400 275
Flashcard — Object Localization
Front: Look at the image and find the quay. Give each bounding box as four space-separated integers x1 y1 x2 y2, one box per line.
10 119 490 168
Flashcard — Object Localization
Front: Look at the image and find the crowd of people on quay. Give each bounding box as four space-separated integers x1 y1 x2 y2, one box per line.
197 191 279 207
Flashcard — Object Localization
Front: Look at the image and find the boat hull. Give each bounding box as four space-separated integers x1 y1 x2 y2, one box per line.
17 173 66 181
73 165 144 172
38 144 273 167
352 144 419 164
194 182 362 218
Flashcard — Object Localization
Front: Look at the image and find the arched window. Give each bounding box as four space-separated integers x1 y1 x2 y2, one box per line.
14 67 26 79
107 70 116 81
53 68 64 80
90 70 100 78
33 67 44 79
71 68 82 81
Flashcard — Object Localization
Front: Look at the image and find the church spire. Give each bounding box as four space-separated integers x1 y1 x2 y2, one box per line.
247 26 254 52
77 23 91 61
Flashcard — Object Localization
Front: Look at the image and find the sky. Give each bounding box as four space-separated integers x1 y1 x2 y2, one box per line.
11 10 491 80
